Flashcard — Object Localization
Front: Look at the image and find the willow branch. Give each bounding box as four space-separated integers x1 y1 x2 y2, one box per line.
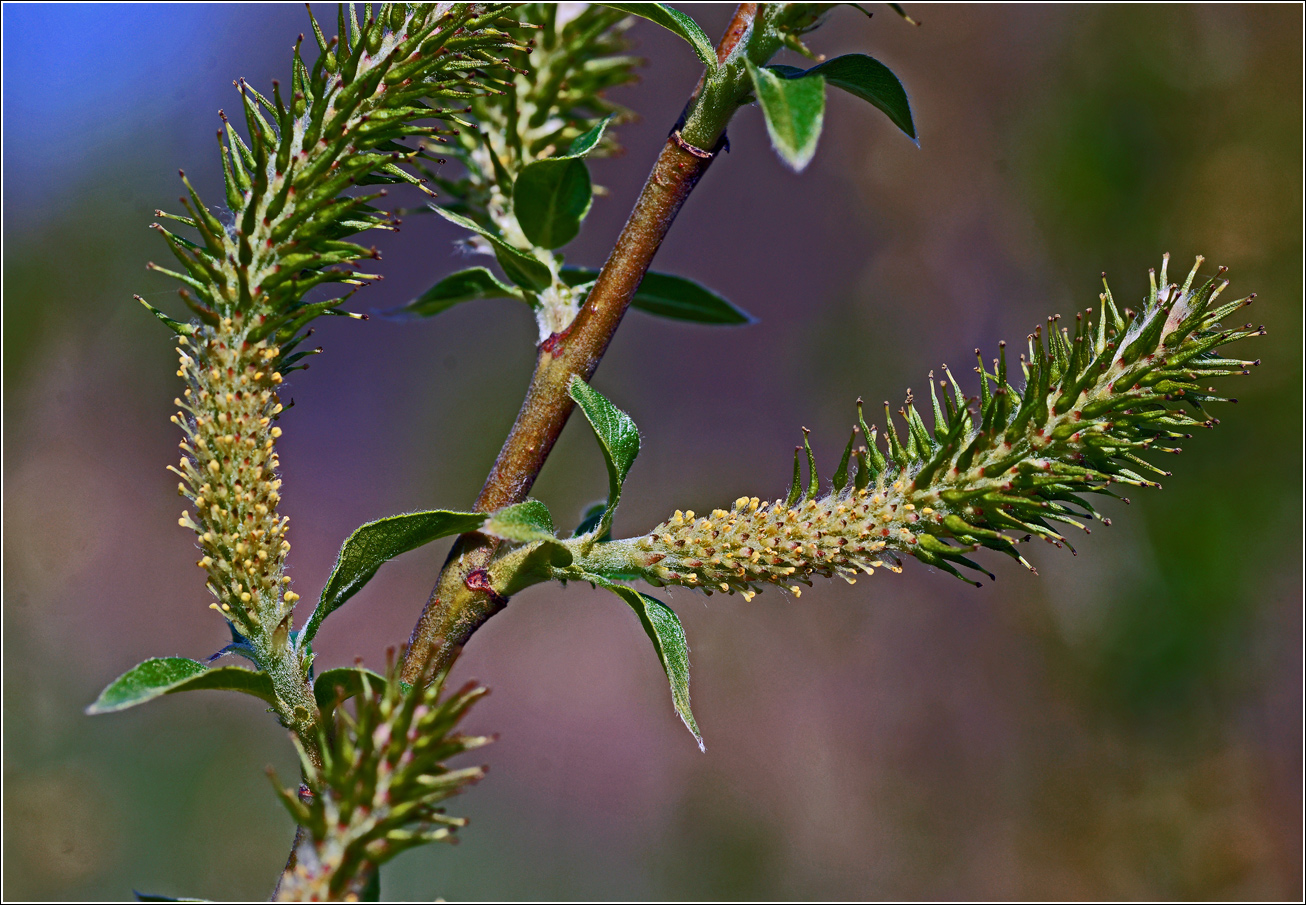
402 4 764 682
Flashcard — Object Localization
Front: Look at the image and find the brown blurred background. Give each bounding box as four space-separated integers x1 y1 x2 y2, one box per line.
4 3 1301 900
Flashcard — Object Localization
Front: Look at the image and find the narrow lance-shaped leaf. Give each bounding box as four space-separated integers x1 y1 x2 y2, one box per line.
746 60 826 172
602 582 703 750
87 658 277 714
391 266 526 319
601 4 717 74
772 54 916 142
429 205 554 292
301 509 488 646
481 499 557 544
561 268 753 325
568 376 640 540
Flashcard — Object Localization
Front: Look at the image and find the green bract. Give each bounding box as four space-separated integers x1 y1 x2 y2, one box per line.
601 582 703 751
568 376 641 545
748 60 827 171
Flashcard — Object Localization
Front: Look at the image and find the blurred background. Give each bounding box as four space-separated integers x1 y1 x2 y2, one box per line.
3 3 1301 900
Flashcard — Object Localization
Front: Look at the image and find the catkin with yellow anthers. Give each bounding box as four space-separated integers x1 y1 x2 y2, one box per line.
635 492 900 597
623 256 1260 598
171 322 292 634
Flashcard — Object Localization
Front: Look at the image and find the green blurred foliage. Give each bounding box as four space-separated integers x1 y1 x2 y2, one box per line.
1016 5 1302 719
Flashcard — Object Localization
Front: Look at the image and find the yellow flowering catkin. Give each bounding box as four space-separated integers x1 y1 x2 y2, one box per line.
171 322 294 636
635 491 909 600
620 256 1262 597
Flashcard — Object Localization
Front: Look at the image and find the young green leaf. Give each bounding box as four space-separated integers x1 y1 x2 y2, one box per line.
302 510 488 646
568 376 640 540
602 583 702 750
87 658 277 714
393 267 526 319
482 499 558 544
513 157 593 249
566 114 615 158
746 60 826 172
429 206 554 292
779 54 917 142
601 4 717 74
506 113 614 251
313 665 388 716
573 500 612 542
495 537 576 597
561 268 753 325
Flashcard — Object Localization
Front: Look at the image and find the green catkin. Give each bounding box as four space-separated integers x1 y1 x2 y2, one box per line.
272 654 491 902
619 256 1262 597
148 3 524 651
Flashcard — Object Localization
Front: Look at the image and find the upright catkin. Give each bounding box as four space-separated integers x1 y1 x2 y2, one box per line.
599 256 1262 595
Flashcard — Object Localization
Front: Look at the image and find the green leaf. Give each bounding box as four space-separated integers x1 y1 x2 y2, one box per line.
567 115 614 158
313 665 387 715
513 157 593 250
302 509 488 645
561 268 752 325
572 500 611 542
747 60 826 172
507 115 614 253
394 266 525 318
602 4 717 74
603 583 702 750
429 205 554 292
568 376 640 540
773 54 916 142
482 499 557 544
87 658 277 714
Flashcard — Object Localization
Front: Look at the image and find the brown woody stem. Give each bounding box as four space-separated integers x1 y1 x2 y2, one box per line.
402 4 764 683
